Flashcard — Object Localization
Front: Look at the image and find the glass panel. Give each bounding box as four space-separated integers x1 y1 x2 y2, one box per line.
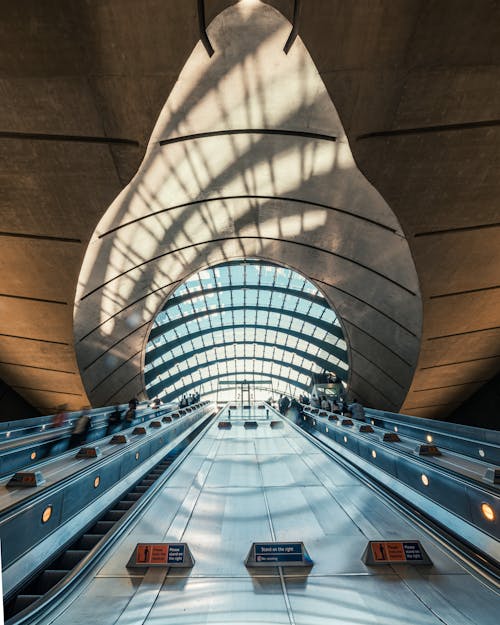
146 259 348 401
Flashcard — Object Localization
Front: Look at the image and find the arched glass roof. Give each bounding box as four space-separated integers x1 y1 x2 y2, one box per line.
144 259 349 402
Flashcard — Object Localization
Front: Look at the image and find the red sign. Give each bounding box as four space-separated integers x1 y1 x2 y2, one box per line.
371 541 406 562
136 543 168 565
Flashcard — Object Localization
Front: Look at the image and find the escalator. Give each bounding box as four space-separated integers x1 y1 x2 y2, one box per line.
4 414 213 623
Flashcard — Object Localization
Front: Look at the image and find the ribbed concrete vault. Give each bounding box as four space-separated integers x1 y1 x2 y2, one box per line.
74 1 421 410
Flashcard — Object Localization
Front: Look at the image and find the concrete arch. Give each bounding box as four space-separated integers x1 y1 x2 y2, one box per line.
74 0 421 408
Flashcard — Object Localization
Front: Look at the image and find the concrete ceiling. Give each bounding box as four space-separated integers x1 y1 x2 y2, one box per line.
74 2 421 411
0 0 499 419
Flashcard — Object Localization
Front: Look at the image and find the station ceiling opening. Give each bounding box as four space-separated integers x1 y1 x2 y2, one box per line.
144 258 348 403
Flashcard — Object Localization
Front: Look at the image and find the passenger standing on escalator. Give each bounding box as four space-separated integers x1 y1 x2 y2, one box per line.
106 406 122 435
124 407 136 427
122 397 138 428
128 397 139 410
349 399 365 421
51 405 68 428
331 399 340 414
123 399 137 428
69 408 92 448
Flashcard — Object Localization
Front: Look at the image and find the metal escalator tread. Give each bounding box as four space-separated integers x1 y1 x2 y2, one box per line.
12 596 42 613
54 550 89 569
75 534 104 549
116 500 135 510
103 510 126 521
28 570 69 594
91 520 116 533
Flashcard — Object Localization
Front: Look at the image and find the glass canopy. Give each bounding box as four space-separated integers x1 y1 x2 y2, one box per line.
144 259 349 403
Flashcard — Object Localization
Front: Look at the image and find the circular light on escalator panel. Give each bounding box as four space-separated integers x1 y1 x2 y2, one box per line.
41 505 52 523
394 426 398 432
325 427 329 433
421 474 429 486
478 448 485 458
6 431 11 438
94 476 100 488
343 436 347 443
426 434 433 443
481 503 495 522
371 420 375 426
31 451 37 460
371 450 377 459
135 452 140 460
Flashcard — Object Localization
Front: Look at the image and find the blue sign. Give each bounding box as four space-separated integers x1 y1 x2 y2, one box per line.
402 542 424 561
254 543 303 563
167 544 185 564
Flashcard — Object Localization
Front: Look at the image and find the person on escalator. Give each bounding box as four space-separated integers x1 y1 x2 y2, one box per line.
106 406 123 435
128 397 139 410
150 397 160 410
51 405 68 428
69 409 92 448
124 405 136 427
278 395 290 415
349 399 365 421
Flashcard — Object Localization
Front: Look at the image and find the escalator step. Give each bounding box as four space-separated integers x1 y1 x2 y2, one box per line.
103 509 126 521
116 500 134 510
91 521 115 534
54 550 89 569
127 493 142 501
134 485 148 492
13 595 42 612
30 570 68 593
75 534 104 549
140 479 155 486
